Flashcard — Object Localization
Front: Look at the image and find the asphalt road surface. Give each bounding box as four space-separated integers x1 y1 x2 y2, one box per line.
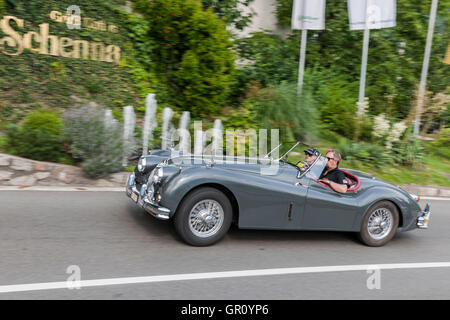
0 191 449 300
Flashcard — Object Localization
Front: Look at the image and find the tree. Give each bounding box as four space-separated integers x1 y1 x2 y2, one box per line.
133 0 236 117
268 0 450 119
202 0 255 31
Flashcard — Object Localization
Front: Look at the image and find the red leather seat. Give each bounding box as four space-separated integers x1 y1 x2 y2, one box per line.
340 170 361 192
314 169 361 193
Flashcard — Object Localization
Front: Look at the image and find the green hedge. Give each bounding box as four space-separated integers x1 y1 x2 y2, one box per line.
0 0 148 119
4 109 67 162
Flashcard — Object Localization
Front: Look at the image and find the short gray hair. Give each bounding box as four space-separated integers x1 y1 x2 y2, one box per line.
326 149 342 165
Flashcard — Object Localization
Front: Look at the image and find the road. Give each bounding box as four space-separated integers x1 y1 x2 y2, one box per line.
0 191 449 299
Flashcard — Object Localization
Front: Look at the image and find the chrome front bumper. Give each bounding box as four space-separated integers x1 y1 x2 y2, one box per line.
126 173 170 220
417 203 431 229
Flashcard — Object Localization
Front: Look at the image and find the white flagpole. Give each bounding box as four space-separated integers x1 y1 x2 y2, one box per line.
297 29 308 94
358 27 370 115
357 1 370 116
292 0 326 93
414 0 439 136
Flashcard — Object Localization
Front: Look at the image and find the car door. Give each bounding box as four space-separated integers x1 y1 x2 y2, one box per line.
300 158 360 231
235 162 308 230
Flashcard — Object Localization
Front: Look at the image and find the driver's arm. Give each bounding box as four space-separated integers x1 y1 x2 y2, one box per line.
328 180 348 193
319 172 348 193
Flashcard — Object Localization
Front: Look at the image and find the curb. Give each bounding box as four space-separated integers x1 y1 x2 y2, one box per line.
399 185 450 198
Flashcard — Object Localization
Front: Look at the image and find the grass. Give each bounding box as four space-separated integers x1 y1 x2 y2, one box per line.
0 133 7 152
342 156 450 187
124 165 136 172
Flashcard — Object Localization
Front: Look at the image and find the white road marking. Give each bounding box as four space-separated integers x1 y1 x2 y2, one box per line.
1 262 450 294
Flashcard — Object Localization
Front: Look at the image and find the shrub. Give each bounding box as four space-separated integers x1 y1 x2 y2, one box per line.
0 133 7 151
338 140 394 168
249 81 319 146
5 109 66 162
338 128 425 168
316 75 359 140
427 128 450 159
391 135 425 167
64 105 127 178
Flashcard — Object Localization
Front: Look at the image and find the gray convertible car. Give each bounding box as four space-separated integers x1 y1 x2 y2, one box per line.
126 142 431 247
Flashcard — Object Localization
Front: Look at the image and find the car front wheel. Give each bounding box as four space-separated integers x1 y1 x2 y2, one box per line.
358 201 399 247
174 187 232 246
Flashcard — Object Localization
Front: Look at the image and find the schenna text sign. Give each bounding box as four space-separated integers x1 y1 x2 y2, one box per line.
0 10 121 63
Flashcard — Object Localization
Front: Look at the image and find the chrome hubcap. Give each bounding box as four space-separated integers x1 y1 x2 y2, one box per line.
367 208 393 240
189 199 224 238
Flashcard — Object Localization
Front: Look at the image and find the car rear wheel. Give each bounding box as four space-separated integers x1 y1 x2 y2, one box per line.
174 187 232 246
358 201 399 247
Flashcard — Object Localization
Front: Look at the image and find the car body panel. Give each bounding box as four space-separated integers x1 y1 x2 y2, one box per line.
128 148 427 235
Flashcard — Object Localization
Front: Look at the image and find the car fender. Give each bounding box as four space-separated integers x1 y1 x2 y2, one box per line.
351 185 420 232
158 166 241 218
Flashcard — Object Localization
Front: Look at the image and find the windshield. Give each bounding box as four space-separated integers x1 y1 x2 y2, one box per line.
305 156 327 180
279 141 324 179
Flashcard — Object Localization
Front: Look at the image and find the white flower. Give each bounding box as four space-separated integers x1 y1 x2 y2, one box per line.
373 114 390 138
386 121 407 149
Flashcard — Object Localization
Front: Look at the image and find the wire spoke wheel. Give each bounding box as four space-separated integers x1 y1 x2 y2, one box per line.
358 201 399 247
188 199 224 238
367 208 393 240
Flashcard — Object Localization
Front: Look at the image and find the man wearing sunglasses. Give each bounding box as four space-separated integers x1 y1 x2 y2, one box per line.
318 149 348 193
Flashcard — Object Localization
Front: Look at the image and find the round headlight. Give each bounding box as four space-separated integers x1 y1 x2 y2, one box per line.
152 167 164 183
138 157 147 172
156 167 164 178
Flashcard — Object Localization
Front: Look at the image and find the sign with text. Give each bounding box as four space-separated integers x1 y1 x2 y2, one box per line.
291 0 326 30
0 10 121 63
348 0 396 30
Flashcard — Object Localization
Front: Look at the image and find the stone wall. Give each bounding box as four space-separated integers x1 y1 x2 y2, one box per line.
0 153 129 187
1 152 449 197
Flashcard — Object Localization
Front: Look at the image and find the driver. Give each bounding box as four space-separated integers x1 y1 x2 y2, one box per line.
296 147 319 172
318 149 348 193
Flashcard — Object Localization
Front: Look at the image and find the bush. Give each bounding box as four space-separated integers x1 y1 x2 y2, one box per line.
338 131 425 168
64 105 127 178
427 128 450 159
391 135 425 167
5 110 66 162
316 75 359 140
0 133 7 151
338 140 394 168
249 81 319 145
